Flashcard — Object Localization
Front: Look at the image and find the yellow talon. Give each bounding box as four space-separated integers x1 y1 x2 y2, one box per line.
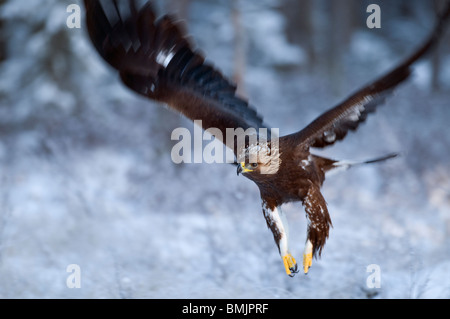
282 254 298 276
303 253 313 274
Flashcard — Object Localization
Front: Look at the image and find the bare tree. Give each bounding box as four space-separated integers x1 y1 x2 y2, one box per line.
231 0 247 98
326 0 358 95
165 0 191 21
281 0 316 71
0 0 5 64
431 0 449 91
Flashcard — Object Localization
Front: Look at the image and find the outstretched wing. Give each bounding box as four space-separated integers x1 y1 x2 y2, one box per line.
289 3 450 150
84 0 268 155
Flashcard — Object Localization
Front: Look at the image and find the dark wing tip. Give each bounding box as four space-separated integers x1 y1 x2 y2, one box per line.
84 0 191 79
292 5 450 150
85 0 268 134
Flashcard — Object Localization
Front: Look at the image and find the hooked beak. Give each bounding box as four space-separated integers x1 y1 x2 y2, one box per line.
237 162 254 175
237 162 243 176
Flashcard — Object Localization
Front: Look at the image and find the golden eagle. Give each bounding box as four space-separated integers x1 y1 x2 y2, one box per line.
84 0 450 276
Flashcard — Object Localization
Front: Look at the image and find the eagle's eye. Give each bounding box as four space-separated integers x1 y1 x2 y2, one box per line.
244 162 258 170
238 161 259 175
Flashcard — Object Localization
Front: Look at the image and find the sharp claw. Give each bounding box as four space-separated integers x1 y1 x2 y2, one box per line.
288 265 299 277
303 252 313 274
293 262 298 273
282 254 298 277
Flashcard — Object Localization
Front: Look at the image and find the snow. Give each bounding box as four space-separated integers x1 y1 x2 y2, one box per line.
244 7 306 67
0 0 450 299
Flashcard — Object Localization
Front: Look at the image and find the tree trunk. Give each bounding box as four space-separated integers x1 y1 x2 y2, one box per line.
166 0 191 21
0 0 6 64
281 0 316 71
231 0 247 98
431 0 448 91
326 0 357 95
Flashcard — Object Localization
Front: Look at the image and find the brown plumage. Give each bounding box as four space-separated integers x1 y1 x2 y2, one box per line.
84 0 450 276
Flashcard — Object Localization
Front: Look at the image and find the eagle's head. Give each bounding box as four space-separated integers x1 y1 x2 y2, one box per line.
236 142 281 176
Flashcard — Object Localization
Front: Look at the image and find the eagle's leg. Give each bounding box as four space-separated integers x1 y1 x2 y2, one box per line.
262 202 298 277
303 239 313 274
302 184 332 274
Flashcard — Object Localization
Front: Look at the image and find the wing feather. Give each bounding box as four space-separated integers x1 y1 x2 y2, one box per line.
290 3 450 150
84 0 268 154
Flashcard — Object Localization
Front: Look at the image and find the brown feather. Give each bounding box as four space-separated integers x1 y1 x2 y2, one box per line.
84 0 268 155
288 3 450 150
303 184 332 258
84 0 450 276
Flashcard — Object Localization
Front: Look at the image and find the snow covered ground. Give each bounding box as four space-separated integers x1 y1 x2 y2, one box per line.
0 0 449 298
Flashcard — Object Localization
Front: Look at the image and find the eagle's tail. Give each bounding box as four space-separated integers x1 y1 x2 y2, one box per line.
315 153 399 175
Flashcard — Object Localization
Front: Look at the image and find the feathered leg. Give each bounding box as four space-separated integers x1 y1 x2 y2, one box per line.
262 201 298 277
302 184 332 274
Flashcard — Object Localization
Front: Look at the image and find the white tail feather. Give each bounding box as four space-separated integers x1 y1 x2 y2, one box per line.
327 153 399 176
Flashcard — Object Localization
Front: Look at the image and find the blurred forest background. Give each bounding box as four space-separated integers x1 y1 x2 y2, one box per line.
0 0 449 298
